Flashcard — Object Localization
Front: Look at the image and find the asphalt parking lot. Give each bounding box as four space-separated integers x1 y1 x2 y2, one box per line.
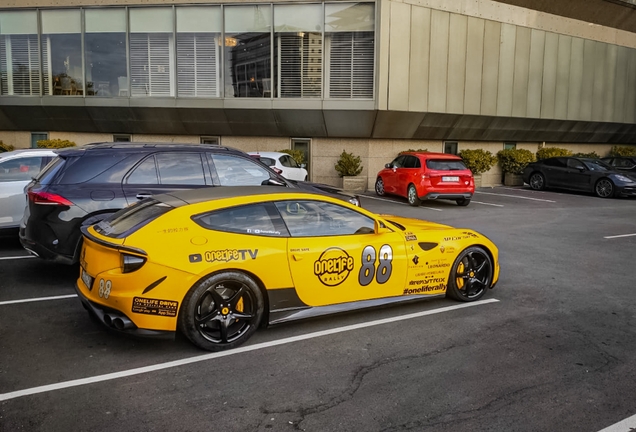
1 186 636 432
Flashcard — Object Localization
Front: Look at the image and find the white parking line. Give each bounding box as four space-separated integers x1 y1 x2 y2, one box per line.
475 191 556 203
0 255 35 261
0 294 77 306
597 413 636 431
362 195 443 211
471 201 504 207
0 298 499 401
604 233 636 239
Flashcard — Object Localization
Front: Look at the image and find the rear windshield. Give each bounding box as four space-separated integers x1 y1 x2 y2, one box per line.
94 199 173 238
426 159 468 171
35 156 65 185
55 153 132 184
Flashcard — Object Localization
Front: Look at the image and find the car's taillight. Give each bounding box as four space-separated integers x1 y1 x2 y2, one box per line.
121 254 146 273
28 191 73 206
272 167 283 174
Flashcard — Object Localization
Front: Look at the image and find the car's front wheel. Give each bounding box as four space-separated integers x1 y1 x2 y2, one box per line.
529 172 546 191
595 178 614 198
407 184 421 206
375 177 385 196
179 271 264 351
446 246 493 302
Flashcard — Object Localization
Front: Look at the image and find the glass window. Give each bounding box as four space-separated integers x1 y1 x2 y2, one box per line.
41 10 83 96
113 134 131 142
543 158 567 168
85 9 128 98
614 158 635 168
504 142 517 150
209 153 271 186
443 141 458 155
129 8 175 97
200 136 219 145
287 156 299 168
55 153 131 184
404 156 419 169
567 158 585 169
127 156 159 184
193 203 288 237
274 4 322 98
275 200 374 237
0 156 47 182
0 11 40 96
260 157 275 167
583 159 612 172
177 7 221 98
30 132 48 148
280 155 293 168
325 3 374 99
156 153 205 185
224 5 272 98
391 155 406 168
426 159 468 170
95 199 173 238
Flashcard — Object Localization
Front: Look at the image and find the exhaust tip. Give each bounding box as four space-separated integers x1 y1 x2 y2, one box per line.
112 318 125 330
103 314 113 326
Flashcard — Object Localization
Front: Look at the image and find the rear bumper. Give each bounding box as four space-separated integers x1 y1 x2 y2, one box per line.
75 282 174 339
422 192 473 200
20 232 76 265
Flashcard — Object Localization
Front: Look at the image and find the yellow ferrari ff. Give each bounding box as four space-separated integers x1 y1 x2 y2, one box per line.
76 187 500 351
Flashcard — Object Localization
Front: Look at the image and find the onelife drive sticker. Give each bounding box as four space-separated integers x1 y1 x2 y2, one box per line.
132 297 178 317
314 247 354 286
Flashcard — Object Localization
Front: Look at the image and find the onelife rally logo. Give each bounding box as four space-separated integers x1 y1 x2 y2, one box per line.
314 247 354 286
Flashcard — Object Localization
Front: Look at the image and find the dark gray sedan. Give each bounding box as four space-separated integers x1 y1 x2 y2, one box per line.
522 157 636 198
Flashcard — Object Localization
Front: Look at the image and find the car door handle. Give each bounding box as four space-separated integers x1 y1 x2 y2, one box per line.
136 193 152 200
292 254 303 261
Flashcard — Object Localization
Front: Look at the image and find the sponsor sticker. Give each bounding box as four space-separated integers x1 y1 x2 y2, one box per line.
132 297 178 317
204 248 258 263
314 247 354 286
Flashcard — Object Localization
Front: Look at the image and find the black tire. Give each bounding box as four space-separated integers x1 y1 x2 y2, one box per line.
529 172 546 191
375 177 385 196
179 271 264 351
446 246 493 302
456 198 471 206
304 175 308 181
407 184 421 207
595 178 614 198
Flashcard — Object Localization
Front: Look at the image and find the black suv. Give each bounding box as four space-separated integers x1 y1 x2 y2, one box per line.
20 143 360 264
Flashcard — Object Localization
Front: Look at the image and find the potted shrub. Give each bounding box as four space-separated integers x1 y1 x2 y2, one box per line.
335 150 365 192
0 141 14 153
496 148 535 186
536 147 572 160
37 139 76 149
609 145 636 157
458 149 497 188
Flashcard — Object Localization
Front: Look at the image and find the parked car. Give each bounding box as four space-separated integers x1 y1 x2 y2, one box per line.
0 149 56 231
247 151 308 181
76 186 499 351
20 143 360 265
522 157 636 198
601 156 636 173
375 152 474 206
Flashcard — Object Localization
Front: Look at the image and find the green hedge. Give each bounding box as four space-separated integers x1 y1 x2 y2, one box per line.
37 139 76 149
0 141 15 152
573 151 600 159
496 148 535 175
399 148 428 155
458 149 497 175
335 150 363 177
609 145 636 157
536 147 573 160
278 149 305 165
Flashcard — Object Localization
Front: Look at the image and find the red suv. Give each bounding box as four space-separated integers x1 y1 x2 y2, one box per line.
375 152 474 206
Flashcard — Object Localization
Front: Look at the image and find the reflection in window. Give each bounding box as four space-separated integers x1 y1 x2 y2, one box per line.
225 5 272 98
177 7 221 98
130 8 175 97
41 10 83 96
0 157 49 182
274 4 322 98
31 132 48 148
85 9 128 98
275 200 375 237
209 154 271 186
325 3 374 99
156 153 205 185
193 203 287 237
127 156 159 184
0 11 41 96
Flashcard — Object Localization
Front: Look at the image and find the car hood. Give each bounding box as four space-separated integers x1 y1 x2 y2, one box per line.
381 215 454 231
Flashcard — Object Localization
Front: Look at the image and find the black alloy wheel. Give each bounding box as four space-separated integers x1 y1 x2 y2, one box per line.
407 184 421 206
179 271 264 351
595 178 614 198
456 198 471 206
529 172 546 191
446 246 493 302
375 177 385 196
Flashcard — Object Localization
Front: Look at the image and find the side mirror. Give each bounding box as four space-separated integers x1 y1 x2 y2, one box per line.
374 219 390 234
385 163 392 169
300 163 307 169
575 165 586 171
261 177 286 187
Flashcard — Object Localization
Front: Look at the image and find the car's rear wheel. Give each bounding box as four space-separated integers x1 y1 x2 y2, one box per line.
375 177 385 196
595 178 614 198
407 184 421 206
446 246 493 302
304 175 308 181
456 198 471 206
179 271 264 351
529 172 546 191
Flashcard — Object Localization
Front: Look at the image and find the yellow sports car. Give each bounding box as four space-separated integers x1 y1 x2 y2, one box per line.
76 187 500 351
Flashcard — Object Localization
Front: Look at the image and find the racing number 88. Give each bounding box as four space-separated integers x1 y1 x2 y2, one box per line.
358 244 393 286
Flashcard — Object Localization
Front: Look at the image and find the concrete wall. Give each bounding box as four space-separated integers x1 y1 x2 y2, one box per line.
0 131 31 149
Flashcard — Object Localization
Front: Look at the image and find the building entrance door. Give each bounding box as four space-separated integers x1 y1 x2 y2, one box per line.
291 138 311 181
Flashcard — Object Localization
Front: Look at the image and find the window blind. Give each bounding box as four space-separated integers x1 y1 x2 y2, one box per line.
130 33 173 97
177 33 219 97
1 35 40 95
278 33 321 98
326 31 373 99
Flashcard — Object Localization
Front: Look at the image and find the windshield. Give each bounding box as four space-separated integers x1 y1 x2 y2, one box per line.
583 159 613 172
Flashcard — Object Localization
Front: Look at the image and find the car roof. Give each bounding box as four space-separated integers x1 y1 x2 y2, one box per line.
157 186 321 207
55 142 244 157
402 152 462 160
0 149 57 160
247 152 286 158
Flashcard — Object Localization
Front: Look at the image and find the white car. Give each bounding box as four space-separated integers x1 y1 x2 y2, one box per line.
248 151 308 181
0 149 57 230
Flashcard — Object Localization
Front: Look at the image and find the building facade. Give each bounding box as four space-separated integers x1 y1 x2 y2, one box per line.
1 0 636 188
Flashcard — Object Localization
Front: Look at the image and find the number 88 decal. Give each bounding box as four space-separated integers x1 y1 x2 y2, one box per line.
358 244 393 285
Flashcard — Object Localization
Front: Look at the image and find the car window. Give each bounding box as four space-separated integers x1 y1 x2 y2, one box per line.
127 156 159 184
615 158 635 168
260 157 275 167
583 159 612 172
95 199 173 238
55 153 131 184
287 156 299 168
280 155 293 168
156 153 206 185
404 156 419 169
0 156 47 182
391 155 406 168
543 158 567 168
209 154 271 186
275 200 375 237
425 159 467 170
567 159 585 169
192 203 288 237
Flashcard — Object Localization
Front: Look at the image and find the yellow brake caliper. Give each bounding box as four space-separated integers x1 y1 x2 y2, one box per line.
235 297 244 322
456 261 465 289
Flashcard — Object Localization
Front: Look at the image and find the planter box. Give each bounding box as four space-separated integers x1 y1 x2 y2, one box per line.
342 176 367 192
504 173 524 186
473 174 482 189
